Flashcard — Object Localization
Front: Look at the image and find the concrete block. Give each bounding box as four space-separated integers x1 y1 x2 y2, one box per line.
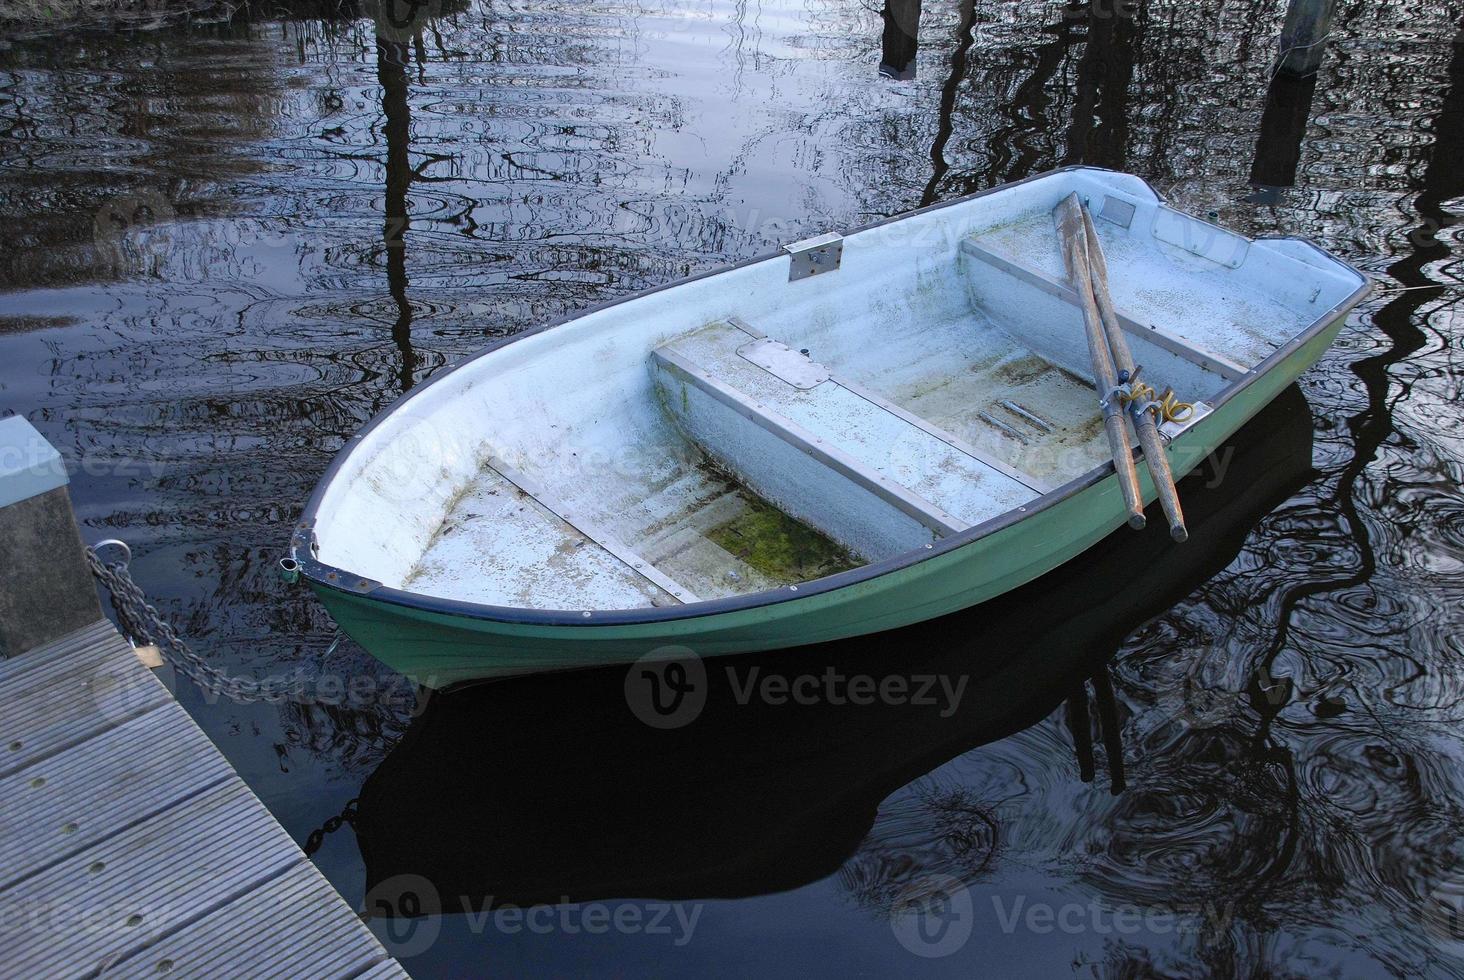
0 415 68 507
0 417 103 658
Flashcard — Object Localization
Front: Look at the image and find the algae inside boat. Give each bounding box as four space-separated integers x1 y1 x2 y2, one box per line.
287 167 1368 686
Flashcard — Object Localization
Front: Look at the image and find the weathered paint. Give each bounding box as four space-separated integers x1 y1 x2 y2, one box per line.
293 167 1368 686
308 311 1349 688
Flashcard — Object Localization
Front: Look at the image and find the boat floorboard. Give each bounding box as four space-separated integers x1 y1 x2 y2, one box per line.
404 462 679 611
0 621 409 979
657 321 1041 525
795 305 1116 487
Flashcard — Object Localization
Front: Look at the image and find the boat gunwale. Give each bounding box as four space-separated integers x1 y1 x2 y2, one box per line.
291 166 1373 628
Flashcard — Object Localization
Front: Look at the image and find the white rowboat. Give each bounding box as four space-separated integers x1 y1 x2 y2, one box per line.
287 167 1369 686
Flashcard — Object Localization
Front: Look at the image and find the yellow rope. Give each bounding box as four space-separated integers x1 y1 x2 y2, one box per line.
1120 382 1194 424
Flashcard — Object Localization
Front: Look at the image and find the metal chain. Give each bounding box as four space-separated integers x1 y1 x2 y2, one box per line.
303 797 359 856
85 542 312 704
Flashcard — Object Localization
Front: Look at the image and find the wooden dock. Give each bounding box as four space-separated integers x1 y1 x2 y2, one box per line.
0 619 410 979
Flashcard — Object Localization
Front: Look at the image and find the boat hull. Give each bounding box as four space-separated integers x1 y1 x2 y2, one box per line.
309 316 1342 688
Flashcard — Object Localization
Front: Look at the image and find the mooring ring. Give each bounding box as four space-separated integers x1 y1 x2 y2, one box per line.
92 538 132 567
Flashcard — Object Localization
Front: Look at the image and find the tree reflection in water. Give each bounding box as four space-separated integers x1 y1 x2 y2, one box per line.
0 0 1460 974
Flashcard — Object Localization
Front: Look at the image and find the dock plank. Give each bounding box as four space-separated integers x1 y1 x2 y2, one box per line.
0 706 234 887
3 781 292 976
100 862 392 979
0 623 169 779
0 621 409 979
0 620 120 691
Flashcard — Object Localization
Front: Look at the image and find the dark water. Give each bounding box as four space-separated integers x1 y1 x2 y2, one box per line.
1 0 1461 975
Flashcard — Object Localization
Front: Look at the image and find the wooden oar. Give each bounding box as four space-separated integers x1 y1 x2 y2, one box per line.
1053 194 1146 531
1079 204 1189 543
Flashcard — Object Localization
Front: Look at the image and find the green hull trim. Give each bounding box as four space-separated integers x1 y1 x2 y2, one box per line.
309 320 1343 688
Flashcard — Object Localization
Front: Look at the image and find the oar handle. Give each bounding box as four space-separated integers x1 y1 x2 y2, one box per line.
1053 194 1146 532
1076 197 1189 543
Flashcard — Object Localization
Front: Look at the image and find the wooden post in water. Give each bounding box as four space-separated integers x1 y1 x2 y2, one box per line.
879 0 921 80
919 0 976 204
1276 0 1335 78
0 415 101 658
1063 0 1139 170
1248 70 1319 202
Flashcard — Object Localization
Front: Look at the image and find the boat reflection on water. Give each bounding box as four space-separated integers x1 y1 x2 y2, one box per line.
353 385 1316 913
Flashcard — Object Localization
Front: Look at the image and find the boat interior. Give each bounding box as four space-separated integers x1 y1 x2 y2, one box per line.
308 170 1364 612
